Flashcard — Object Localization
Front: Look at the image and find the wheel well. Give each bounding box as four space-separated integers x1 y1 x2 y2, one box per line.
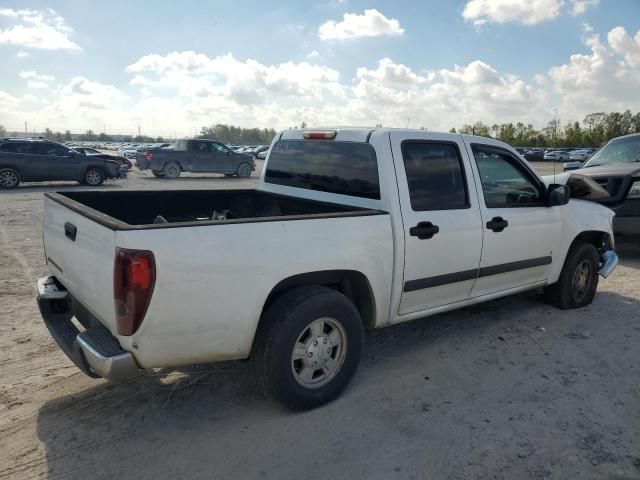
570 230 612 253
262 270 376 330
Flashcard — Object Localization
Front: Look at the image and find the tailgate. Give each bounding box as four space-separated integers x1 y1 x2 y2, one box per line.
43 195 118 333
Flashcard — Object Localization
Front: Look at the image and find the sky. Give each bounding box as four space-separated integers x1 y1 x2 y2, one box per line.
0 0 639 138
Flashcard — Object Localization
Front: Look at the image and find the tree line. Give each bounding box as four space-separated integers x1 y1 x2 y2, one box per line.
451 110 640 148
3 111 639 148
199 124 277 145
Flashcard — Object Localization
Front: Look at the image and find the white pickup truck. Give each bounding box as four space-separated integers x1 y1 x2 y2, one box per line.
37 128 618 410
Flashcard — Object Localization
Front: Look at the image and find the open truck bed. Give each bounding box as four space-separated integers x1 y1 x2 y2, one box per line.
41 188 392 370
45 189 380 229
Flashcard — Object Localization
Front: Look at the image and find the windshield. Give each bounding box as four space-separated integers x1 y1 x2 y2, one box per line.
583 135 640 168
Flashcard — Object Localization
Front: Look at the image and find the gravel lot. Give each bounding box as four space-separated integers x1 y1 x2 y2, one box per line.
0 162 639 480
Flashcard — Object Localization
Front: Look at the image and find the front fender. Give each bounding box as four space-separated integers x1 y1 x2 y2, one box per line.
548 199 615 283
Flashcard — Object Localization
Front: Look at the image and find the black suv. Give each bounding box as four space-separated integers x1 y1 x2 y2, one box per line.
0 139 124 189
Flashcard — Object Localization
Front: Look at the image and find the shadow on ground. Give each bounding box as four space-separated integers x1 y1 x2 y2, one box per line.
36 289 640 480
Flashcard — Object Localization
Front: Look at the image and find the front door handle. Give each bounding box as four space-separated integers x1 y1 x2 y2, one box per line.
486 216 508 232
410 221 440 240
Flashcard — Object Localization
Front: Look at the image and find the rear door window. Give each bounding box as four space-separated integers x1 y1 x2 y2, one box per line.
0 142 36 154
401 141 469 211
265 140 380 199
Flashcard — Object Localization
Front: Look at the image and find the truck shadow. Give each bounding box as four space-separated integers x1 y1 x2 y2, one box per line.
35 289 640 479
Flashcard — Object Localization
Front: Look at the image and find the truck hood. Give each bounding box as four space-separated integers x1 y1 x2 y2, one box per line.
576 162 640 177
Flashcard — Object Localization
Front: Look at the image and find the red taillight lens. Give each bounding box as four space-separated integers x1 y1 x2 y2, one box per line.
303 131 337 140
114 248 155 336
145 153 153 161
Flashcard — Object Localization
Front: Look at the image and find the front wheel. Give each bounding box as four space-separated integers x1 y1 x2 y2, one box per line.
83 168 104 186
544 242 599 309
236 163 252 178
0 168 20 189
252 286 363 411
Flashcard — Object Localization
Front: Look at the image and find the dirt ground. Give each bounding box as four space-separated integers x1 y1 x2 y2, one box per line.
0 162 639 480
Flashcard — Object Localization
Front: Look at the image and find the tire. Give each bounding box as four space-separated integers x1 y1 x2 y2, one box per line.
236 163 252 178
162 162 181 179
152 171 164 178
0 168 20 189
83 167 105 186
544 242 599 309
252 286 364 411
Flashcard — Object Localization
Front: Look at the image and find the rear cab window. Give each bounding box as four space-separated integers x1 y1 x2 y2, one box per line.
265 140 380 199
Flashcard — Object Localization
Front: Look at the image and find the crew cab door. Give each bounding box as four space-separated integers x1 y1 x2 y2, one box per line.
464 142 562 296
210 141 236 172
391 132 483 315
189 140 213 172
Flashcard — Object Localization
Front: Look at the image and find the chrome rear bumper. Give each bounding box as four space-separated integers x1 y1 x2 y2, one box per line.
36 276 139 381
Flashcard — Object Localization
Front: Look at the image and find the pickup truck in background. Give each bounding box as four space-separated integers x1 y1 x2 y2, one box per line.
563 133 640 237
135 138 255 178
37 128 618 410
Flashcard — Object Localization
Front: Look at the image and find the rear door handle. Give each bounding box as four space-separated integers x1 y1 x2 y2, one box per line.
486 216 508 232
409 221 440 240
64 222 77 241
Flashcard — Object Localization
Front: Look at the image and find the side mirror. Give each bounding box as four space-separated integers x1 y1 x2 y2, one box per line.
547 184 570 206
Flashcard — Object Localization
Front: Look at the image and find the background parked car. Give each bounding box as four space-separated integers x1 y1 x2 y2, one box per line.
0 139 123 189
523 149 544 161
544 150 570 161
569 148 595 161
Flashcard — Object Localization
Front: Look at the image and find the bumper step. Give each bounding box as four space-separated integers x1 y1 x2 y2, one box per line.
37 276 138 381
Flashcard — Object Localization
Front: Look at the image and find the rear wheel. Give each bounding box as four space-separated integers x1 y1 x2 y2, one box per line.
83 167 104 186
162 162 181 179
236 163 252 178
252 286 363 411
544 242 599 309
0 168 20 189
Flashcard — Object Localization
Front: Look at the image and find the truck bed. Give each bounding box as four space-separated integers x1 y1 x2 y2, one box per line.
45 189 382 230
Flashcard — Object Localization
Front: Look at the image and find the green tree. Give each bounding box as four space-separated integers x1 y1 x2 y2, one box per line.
0 124 6 137
44 128 53 139
54 131 63 142
64 130 72 141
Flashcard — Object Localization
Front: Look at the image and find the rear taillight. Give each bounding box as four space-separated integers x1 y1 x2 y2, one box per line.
145 153 153 161
303 130 337 140
114 248 155 336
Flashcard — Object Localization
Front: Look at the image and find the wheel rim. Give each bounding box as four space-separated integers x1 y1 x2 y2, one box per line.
0 170 18 188
291 317 347 389
166 165 179 177
86 170 101 185
238 164 250 177
571 259 592 302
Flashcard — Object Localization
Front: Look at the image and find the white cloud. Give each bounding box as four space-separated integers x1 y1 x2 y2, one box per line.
306 50 320 59
0 8 80 50
607 26 640 67
319 9 404 40
548 27 640 116
19 70 55 82
570 0 599 15
462 0 598 26
26 80 49 89
16 50 30 58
